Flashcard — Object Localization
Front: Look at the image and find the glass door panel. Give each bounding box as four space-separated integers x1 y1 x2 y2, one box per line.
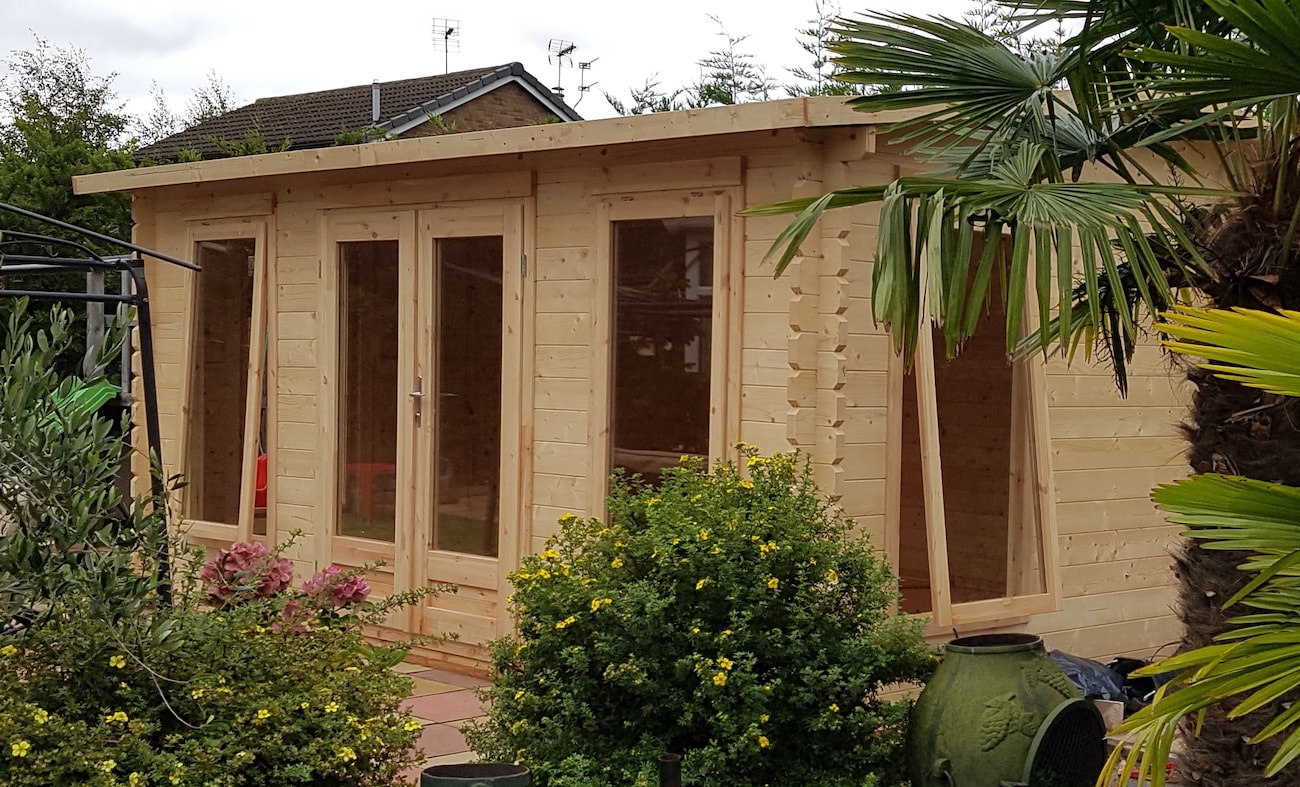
338 240 400 543
433 236 504 556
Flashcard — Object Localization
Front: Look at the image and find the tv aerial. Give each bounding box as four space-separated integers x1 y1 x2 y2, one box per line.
548 38 577 98
575 58 599 107
433 19 461 74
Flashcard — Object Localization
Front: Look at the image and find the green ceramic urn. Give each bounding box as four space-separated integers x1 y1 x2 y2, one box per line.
906 633 1106 787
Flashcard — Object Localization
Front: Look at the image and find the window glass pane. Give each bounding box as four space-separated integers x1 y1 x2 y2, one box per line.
611 217 714 485
188 238 256 524
339 241 399 542
433 236 503 556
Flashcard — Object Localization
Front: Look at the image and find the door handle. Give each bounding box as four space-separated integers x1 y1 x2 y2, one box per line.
410 377 423 421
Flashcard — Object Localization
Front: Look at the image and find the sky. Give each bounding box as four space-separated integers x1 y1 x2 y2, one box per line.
2 0 975 124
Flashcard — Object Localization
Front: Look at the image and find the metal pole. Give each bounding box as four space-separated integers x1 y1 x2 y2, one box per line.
85 271 105 377
0 203 200 271
128 257 171 605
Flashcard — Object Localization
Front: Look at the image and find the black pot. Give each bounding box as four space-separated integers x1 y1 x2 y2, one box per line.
420 763 530 787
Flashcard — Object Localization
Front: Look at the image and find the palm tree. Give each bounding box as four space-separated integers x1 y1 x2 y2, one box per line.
751 1 1300 783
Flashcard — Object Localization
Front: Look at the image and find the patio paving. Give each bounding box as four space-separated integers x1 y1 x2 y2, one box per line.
396 665 492 784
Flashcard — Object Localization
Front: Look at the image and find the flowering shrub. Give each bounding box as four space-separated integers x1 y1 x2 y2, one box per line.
0 304 441 787
0 543 441 787
466 448 934 787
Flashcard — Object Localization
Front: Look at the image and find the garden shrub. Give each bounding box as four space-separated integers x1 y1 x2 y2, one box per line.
0 302 436 786
466 448 934 787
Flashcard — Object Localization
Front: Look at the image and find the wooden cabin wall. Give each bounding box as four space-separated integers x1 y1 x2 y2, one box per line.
131 123 1191 668
822 133 1190 663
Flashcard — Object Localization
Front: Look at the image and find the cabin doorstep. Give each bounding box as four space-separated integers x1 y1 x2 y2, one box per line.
74 96 1190 670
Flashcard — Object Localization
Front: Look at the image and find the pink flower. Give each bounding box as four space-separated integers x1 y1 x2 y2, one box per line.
202 542 294 604
304 565 371 609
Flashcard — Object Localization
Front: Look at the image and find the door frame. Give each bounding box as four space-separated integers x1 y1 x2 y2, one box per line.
319 202 530 639
319 209 418 629
415 202 527 640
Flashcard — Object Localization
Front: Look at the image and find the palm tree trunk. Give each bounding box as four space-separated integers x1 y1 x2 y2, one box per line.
1175 366 1300 784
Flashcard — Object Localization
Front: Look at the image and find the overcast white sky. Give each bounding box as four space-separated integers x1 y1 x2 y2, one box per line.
3 0 975 123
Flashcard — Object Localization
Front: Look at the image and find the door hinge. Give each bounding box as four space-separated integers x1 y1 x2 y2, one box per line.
520 253 528 278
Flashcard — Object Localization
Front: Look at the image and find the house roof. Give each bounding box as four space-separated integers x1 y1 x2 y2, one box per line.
137 63 581 162
79 97 913 195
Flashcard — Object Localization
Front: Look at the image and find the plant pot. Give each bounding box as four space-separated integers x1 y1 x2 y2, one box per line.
420 763 530 787
906 633 1106 787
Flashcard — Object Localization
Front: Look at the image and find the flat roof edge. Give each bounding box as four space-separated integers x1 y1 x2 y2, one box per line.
75 97 912 195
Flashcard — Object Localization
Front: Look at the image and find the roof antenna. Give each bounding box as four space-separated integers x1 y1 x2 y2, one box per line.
547 39 576 99
575 58 598 108
432 19 460 75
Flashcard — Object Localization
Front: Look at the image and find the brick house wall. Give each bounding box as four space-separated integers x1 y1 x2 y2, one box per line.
398 82 558 138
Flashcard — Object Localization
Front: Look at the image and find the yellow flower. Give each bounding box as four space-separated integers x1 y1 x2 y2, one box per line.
712 672 727 687
759 714 770 723
559 513 577 523
129 773 144 787
757 736 770 749
169 766 184 784
610 558 624 569
345 666 360 672
32 708 48 724
766 578 779 590
0 645 16 657
721 629 733 638
739 480 754 490
541 548 560 560
191 688 206 699
325 702 341 713
10 740 30 757
698 529 710 540
711 545 721 555
647 498 661 506
826 569 839 583
255 709 271 721
405 719 423 731
300 702 311 709
337 746 357 762
829 703 840 713
718 657 734 671
105 711 129 723
109 654 126 669
695 578 710 590
98 759 117 772
555 615 577 629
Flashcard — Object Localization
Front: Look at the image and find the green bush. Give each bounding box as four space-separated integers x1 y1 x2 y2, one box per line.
0 302 434 786
466 448 934 787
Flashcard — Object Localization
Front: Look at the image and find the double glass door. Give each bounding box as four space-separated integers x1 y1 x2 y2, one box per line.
326 204 522 640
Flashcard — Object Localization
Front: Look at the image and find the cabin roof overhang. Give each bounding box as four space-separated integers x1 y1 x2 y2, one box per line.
74 97 913 195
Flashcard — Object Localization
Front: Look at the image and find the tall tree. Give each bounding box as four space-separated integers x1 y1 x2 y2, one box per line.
785 0 855 97
753 1 1300 784
694 15 777 106
0 36 134 376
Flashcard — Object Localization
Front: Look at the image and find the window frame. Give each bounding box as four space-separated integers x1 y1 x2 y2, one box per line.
589 189 742 516
179 218 270 544
885 288 1063 631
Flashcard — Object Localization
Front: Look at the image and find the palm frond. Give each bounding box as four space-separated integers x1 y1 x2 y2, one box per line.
1159 307 1300 398
1108 468 1300 782
748 144 1222 368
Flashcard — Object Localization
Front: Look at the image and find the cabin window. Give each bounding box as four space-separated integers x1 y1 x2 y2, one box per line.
894 280 1058 626
186 236 267 535
610 217 715 485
